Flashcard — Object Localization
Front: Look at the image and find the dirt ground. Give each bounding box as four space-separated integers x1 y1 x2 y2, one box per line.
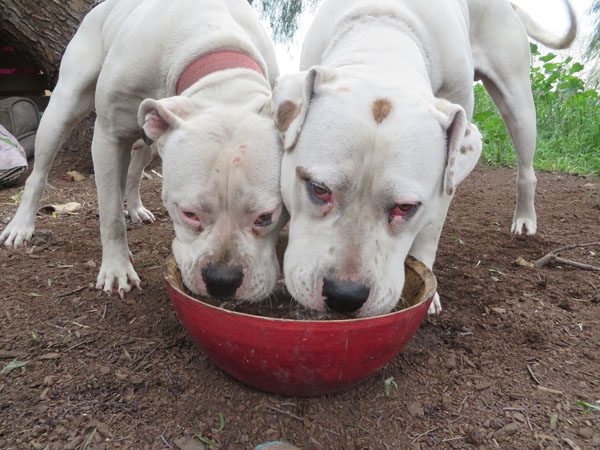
0 127 599 449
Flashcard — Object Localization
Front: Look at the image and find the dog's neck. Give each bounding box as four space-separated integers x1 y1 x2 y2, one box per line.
176 50 265 95
323 14 432 91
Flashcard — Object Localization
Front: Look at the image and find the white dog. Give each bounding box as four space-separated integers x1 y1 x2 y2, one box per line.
272 0 576 317
1 0 287 301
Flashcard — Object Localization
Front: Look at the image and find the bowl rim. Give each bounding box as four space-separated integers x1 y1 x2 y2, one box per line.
164 254 437 324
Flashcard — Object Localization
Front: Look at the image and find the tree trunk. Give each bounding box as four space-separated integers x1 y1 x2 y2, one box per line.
0 0 96 87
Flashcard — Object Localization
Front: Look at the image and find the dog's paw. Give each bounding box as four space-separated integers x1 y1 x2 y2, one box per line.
125 206 155 224
1 222 35 248
511 218 537 236
96 257 142 298
428 292 442 315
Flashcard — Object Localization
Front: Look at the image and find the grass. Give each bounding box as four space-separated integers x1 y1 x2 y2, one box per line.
473 44 600 177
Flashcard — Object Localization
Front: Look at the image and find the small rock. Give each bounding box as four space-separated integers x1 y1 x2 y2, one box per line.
445 354 457 370
408 401 425 417
466 428 484 445
88 420 112 438
475 380 492 390
30 229 52 246
491 307 506 314
441 393 452 410
64 435 85 450
174 437 207 450
576 427 594 440
515 256 534 268
493 422 519 440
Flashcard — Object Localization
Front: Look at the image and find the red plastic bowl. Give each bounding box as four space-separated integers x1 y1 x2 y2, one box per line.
164 255 436 396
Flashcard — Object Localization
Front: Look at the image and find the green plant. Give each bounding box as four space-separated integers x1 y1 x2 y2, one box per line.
473 44 600 176
384 376 398 396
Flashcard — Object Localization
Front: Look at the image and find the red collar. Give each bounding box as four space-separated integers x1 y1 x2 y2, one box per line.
176 50 265 95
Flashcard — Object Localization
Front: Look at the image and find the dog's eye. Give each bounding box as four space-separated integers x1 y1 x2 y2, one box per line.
178 207 203 230
307 180 332 204
254 212 273 227
389 203 418 221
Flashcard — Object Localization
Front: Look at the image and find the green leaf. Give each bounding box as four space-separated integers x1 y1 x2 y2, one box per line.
539 53 557 62
569 62 584 74
194 435 219 447
30 293 41 297
550 414 558 428
577 400 600 414
217 413 225 432
1 358 30 374
8 191 24 204
530 43 539 54
474 110 495 122
384 376 398 396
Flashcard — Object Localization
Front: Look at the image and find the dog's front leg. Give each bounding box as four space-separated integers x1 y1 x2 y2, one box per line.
125 142 155 224
409 197 453 315
91 124 141 298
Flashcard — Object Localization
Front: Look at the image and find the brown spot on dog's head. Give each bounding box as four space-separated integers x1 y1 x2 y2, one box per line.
372 99 393 124
460 145 473 154
276 101 301 133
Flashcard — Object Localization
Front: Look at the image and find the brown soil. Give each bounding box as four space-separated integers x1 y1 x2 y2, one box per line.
1 136 599 449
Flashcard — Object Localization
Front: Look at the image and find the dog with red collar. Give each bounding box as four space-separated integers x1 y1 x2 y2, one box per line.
1 0 287 301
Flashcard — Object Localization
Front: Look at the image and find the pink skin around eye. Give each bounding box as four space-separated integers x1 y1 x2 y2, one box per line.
316 191 331 204
252 205 282 227
177 206 203 229
320 191 335 215
389 202 417 225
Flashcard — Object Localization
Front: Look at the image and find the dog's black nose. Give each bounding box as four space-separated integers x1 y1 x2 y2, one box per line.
322 277 370 314
201 263 244 298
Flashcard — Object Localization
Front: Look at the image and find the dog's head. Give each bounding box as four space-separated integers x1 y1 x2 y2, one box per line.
138 94 287 301
272 67 481 317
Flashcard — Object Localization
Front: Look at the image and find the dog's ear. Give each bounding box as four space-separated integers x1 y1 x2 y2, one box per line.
434 99 482 196
138 96 197 142
272 66 335 151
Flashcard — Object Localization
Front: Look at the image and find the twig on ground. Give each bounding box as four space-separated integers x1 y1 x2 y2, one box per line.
538 386 563 395
56 286 88 298
503 407 533 430
65 338 96 353
160 426 173 449
132 347 158 370
535 242 600 271
261 404 340 436
412 426 439 443
458 395 469 414
262 404 304 421
527 365 541 385
100 303 107 321
443 436 466 443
